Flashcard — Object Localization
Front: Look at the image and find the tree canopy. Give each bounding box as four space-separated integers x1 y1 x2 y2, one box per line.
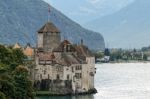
0 45 34 99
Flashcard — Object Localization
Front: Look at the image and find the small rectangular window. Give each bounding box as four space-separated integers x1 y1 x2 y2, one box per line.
44 69 46 75
67 74 69 80
46 60 51 65
48 74 50 79
79 73 82 78
39 60 45 65
75 73 82 79
40 74 42 79
56 74 60 79
72 67 74 72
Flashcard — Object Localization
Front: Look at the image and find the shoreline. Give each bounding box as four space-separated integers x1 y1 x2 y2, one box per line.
96 61 150 64
35 88 97 96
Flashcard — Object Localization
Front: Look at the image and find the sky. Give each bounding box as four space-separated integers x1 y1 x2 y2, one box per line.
43 0 135 25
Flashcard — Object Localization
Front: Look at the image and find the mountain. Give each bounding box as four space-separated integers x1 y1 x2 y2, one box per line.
85 0 150 49
43 0 135 24
0 0 105 50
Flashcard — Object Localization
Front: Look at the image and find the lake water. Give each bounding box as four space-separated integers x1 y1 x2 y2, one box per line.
36 63 150 99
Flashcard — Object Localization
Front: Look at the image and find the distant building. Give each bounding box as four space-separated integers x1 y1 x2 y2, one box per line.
13 43 34 58
33 22 97 94
23 43 34 57
13 43 21 49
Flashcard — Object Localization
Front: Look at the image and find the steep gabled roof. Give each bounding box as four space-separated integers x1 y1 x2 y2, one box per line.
38 22 60 33
75 45 94 58
53 40 76 52
56 53 82 66
13 43 21 49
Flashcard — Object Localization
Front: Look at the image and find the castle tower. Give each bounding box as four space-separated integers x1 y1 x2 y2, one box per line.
37 22 61 52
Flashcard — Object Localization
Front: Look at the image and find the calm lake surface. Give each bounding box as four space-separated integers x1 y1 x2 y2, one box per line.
36 63 150 99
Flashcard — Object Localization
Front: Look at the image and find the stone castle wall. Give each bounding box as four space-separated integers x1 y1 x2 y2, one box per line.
43 33 61 52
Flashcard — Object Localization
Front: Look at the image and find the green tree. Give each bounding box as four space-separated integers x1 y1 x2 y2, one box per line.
0 45 11 65
0 45 34 99
13 66 34 99
143 54 147 61
9 48 26 70
0 64 15 99
0 91 6 99
11 49 26 65
0 46 26 70
104 48 110 56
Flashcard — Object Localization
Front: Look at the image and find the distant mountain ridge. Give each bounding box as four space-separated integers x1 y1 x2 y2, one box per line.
86 0 150 48
0 0 105 50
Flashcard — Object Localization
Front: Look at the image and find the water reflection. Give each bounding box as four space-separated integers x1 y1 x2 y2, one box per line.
35 94 94 99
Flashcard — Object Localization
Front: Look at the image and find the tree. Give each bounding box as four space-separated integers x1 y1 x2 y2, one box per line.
143 54 147 61
94 52 104 59
0 45 26 70
104 48 110 56
0 91 6 99
11 48 26 65
0 64 15 99
0 45 34 99
9 48 26 70
13 66 34 99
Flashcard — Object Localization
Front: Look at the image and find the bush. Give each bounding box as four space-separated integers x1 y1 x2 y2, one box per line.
0 92 6 99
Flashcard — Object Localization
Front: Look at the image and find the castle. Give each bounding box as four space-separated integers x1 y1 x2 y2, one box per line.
33 21 97 94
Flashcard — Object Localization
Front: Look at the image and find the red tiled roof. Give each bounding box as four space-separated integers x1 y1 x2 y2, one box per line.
38 52 55 61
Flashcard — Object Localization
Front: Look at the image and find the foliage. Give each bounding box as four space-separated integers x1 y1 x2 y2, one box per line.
94 51 104 59
0 91 6 99
109 49 146 61
143 54 148 61
0 64 15 99
0 45 26 70
104 48 110 56
141 46 150 51
0 45 34 98
13 66 34 99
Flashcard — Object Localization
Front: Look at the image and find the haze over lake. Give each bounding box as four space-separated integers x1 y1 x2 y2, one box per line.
36 63 150 99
